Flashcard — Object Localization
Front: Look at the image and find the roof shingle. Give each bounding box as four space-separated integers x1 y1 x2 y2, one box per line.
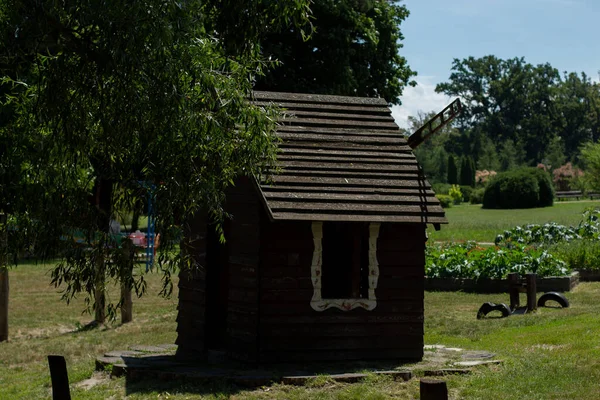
252 91 447 224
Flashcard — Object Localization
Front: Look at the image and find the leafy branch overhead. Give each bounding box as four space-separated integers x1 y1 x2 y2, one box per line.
256 0 416 104
0 0 311 316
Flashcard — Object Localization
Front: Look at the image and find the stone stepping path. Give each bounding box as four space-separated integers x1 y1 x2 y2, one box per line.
95 343 502 388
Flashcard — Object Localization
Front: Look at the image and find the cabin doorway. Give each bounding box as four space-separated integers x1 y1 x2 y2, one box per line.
205 221 230 350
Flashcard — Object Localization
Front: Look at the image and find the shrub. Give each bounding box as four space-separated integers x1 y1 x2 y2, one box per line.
432 183 452 195
529 167 554 207
553 162 584 192
476 169 497 185
470 188 485 204
426 242 570 279
483 167 553 209
548 239 600 272
437 194 453 208
460 185 474 202
449 185 462 205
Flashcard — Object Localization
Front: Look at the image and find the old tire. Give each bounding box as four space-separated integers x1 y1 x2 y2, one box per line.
537 292 569 308
477 302 511 319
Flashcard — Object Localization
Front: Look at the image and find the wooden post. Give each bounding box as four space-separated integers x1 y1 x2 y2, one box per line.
0 213 8 342
47 355 72 400
508 272 520 310
420 378 448 400
526 273 537 312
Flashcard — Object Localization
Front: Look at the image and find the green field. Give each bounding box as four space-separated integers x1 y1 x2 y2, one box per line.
2 263 600 399
427 200 600 243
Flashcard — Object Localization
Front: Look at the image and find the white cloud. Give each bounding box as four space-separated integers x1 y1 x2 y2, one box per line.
391 77 454 130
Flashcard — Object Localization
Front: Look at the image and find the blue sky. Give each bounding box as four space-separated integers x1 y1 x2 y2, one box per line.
392 0 600 128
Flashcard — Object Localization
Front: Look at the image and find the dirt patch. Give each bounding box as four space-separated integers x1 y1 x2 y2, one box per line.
12 325 74 340
75 372 110 390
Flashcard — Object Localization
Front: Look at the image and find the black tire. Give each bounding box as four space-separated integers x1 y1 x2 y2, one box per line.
477 302 512 319
537 292 570 308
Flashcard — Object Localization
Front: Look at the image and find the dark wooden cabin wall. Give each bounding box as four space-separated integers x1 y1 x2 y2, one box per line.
175 213 209 360
225 177 261 361
258 219 426 363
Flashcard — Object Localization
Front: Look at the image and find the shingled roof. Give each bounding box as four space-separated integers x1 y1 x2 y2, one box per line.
251 91 447 224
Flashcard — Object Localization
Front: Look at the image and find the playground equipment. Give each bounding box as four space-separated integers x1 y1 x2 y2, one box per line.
477 273 569 319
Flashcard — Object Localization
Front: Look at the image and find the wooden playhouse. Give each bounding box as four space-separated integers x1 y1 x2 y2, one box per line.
175 91 457 363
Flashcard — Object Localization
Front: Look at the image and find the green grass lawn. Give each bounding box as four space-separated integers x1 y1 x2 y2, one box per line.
427 200 600 243
3 262 600 399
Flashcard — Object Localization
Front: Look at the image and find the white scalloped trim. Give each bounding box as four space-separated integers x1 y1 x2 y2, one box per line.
310 222 380 311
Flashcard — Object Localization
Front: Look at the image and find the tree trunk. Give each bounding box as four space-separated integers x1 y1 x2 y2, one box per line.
131 208 140 232
94 255 106 324
0 213 8 342
93 177 113 325
120 283 132 324
0 268 8 342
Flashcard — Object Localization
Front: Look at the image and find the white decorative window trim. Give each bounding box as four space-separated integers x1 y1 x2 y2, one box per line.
310 221 380 312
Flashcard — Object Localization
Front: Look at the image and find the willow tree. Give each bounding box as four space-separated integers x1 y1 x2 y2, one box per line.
0 0 311 332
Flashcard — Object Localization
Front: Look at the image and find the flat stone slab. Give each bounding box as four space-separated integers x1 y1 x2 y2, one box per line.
461 351 496 360
454 360 503 367
129 345 170 353
424 345 446 350
104 350 144 358
424 369 471 376
95 343 499 387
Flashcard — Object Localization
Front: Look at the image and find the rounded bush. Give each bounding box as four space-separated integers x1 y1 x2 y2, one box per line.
483 168 546 209
529 168 554 207
470 188 485 204
437 194 453 208
460 185 473 202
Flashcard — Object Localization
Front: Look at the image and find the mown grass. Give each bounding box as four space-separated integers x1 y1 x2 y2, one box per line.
3 262 600 399
427 200 600 243
0 261 178 399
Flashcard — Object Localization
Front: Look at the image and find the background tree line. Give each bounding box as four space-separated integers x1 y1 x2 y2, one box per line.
408 55 600 188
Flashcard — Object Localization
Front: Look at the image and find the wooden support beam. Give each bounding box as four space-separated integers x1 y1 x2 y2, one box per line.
47 355 72 400
420 378 448 400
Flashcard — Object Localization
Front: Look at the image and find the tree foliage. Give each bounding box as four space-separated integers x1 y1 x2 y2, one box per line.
255 0 416 104
433 55 600 176
447 155 458 185
0 0 311 316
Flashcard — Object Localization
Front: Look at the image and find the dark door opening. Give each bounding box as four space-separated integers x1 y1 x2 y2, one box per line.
205 221 230 350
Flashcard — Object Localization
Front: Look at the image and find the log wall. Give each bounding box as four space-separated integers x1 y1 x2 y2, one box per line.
175 212 208 360
224 177 261 362
258 219 426 362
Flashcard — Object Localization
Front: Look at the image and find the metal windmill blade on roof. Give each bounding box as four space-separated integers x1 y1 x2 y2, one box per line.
407 98 462 149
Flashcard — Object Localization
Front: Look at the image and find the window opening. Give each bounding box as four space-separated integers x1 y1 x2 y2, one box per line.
321 222 369 299
310 221 380 311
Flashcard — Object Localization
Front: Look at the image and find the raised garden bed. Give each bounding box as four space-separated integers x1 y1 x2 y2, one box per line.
576 269 600 282
424 272 579 293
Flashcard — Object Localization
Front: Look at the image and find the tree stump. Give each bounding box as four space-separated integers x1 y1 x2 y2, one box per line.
420 378 448 400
